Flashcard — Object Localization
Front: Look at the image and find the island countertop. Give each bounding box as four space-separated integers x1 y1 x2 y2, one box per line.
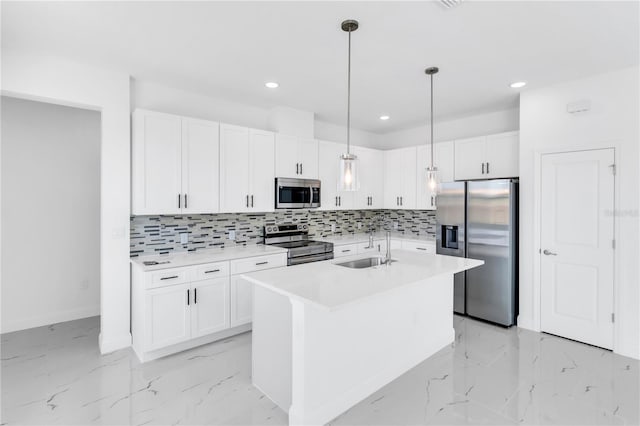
242 250 483 310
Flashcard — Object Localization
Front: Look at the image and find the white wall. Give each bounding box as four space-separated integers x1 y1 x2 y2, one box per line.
380 108 520 149
519 66 640 359
1 50 132 353
1 97 100 332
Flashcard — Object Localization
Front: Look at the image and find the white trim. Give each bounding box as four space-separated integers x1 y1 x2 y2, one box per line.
533 144 620 353
1 307 100 334
99 331 133 354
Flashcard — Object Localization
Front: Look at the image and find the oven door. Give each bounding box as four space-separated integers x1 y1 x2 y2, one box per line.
275 178 321 209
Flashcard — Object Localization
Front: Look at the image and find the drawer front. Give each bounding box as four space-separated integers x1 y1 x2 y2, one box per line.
402 240 436 254
192 261 230 281
147 268 190 289
230 253 287 275
334 243 360 258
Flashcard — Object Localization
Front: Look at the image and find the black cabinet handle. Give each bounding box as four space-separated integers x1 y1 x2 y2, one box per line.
486 162 490 174
342 249 351 253
184 194 188 209
416 247 427 251
187 289 190 306
194 288 197 304
335 196 338 207
251 195 254 207
160 275 178 281
246 195 249 207
256 261 269 266
204 269 220 274
400 196 403 206
482 163 485 174
396 196 399 206
338 196 341 206
296 163 299 174
300 163 303 174
178 194 181 209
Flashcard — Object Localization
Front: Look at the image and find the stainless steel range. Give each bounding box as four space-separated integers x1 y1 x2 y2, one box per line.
263 224 333 266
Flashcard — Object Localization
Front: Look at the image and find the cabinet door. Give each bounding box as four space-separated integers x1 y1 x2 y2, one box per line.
399 147 417 209
354 146 384 209
248 129 276 212
145 283 191 351
318 141 354 210
219 124 250 213
230 276 253 327
454 136 486 180
275 134 300 178
485 132 519 178
298 138 319 179
384 149 403 209
132 110 182 215
334 243 359 257
181 118 219 214
434 140 455 183
416 146 437 210
191 278 230 338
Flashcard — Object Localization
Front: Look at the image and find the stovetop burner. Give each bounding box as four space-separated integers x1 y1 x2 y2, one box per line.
263 223 334 265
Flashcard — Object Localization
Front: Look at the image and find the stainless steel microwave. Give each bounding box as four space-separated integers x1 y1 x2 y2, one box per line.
275 178 321 209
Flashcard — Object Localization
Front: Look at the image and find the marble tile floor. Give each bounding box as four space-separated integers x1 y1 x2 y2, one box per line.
1 315 638 425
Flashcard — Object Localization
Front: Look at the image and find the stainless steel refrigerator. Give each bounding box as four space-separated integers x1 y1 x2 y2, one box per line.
436 179 518 326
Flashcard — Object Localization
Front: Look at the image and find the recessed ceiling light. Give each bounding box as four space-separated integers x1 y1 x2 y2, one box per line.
379 115 390 121
265 82 279 89
510 81 527 89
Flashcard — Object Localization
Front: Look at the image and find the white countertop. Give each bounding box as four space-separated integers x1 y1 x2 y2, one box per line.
242 250 482 310
130 245 288 272
318 232 436 246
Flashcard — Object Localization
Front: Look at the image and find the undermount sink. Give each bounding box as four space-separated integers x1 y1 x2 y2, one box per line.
336 257 396 269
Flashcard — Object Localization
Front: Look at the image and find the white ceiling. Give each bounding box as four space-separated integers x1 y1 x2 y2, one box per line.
2 1 638 133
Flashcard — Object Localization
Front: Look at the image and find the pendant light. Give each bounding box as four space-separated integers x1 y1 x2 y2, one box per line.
338 19 360 192
425 66 439 192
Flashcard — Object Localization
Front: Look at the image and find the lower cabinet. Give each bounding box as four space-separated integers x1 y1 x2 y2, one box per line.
145 283 192 351
230 276 253 327
334 243 360 257
191 277 230 338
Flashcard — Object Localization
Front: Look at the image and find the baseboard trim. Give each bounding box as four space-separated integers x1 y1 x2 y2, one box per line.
1 306 100 334
99 331 132 354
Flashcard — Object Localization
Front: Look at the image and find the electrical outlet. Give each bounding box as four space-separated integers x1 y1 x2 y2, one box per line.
331 224 336 233
393 221 399 230
357 222 362 229
229 230 236 241
180 233 189 245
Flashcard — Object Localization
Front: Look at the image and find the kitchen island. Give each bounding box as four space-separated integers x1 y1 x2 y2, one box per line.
242 250 483 425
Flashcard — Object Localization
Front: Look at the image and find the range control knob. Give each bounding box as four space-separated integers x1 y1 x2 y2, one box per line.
302 224 308 230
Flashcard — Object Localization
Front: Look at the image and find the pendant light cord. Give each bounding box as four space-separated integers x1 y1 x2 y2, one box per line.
347 29 352 155
429 73 434 168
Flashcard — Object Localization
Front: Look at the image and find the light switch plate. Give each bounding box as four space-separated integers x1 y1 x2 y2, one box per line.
180 233 189 245
229 230 236 241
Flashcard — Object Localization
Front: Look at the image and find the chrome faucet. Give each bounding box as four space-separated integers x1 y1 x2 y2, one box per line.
384 231 392 264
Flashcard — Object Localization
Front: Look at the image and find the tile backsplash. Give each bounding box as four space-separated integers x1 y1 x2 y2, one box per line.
130 209 436 257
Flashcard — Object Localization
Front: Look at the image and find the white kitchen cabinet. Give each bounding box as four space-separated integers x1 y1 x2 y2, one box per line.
132 109 219 215
145 283 191 351
334 243 360 257
401 240 436 254
191 277 230 338
230 276 253 327
415 146 437 211
318 140 354 210
434 141 455 183
384 147 417 209
454 131 519 180
275 134 318 179
353 146 384 209
220 125 275 212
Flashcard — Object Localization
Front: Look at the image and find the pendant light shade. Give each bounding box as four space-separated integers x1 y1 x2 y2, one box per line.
425 66 440 193
338 19 360 192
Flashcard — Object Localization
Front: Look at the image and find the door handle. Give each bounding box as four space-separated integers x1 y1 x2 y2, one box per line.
400 196 403 206
194 288 197 304
336 196 338 207
543 249 557 256
246 195 249 207
178 194 181 209
251 195 254 207
187 289 190 306
430 196 434 206
396 196 399 206
482 163 485 174
338 196 341 206
300 163 303 175
184 193 188 209
296 163 299 174
486 162 490 174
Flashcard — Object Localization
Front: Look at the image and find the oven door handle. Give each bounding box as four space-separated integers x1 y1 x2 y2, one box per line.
308 185 314 207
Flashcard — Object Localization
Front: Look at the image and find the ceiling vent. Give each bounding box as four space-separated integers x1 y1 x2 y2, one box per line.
439 0 464 9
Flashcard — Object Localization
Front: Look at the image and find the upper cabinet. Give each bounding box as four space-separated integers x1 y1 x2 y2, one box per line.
275 134 318 179
220 124 275 213
317 140 354 210
415 146 437 211
454 131 519 181
132 109 219 215
353 146 384 209
384 147 417 210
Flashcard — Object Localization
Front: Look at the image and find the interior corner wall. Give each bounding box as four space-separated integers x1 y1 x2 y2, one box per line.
1 50 132 353
519 66 640 359
378 108 520 149
1 97 100 333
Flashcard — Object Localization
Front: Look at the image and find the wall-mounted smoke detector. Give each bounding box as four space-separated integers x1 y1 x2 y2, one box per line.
439 0 464 10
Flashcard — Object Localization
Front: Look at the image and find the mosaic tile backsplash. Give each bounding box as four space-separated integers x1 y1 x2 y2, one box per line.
130 209 437 257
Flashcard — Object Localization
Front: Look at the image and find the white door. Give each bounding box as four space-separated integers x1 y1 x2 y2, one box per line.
434 140 455 183
230 275 253 327
454 136 486 181
297 137 319 179
219 124 250 213
318 141 354 210
415 146 437 210
540 149 615 349
248 129 275 212
181 118 219 214
384 149 403 209
485 132 519 179
354 146 384 209
132 110 182 215
191 278 230 338
399 147 417 209
275 134 300 178
145 283 191 351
